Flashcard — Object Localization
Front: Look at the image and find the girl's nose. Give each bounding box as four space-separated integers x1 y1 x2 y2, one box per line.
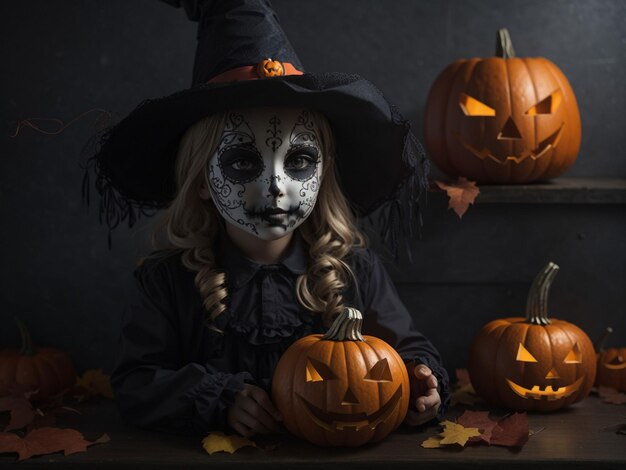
268 175 284 198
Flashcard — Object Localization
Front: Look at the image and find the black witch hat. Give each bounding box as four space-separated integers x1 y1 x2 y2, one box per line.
83 0 430 260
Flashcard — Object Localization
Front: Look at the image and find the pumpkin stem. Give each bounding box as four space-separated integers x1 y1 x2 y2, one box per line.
15 317 35 356
323 307 365 342
525 262 559 325
594 327 613 352
496 28 516 58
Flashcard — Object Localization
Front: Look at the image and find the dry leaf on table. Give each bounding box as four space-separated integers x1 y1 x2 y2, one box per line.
490 412 529 447
0 427 109 461
456 410 501 444
597 386 626 405
435 178 480 219
420 420 481 448
202 432 257 454
0 396 35 433
450 369 481 406
74 369 114 401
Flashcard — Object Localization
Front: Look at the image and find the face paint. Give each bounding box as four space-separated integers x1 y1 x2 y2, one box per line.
206 107 323 240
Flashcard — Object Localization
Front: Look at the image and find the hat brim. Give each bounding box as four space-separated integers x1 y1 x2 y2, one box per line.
94 72 413 216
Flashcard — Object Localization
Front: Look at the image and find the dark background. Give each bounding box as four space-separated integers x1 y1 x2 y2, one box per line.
2 0 625 377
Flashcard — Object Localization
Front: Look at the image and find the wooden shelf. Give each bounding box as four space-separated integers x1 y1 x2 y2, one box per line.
432 178 626 204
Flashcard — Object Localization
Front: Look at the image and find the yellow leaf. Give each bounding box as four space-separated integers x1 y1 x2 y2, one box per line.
202 432 256 454
76 369 114 399
439 421 481 446
421 436 443 448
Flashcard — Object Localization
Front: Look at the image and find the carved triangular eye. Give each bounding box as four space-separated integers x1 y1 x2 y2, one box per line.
459 93 496 116
563 343 582 364
364 358 393 382
525 90 562 115
516 343 538 362
306 357 337 382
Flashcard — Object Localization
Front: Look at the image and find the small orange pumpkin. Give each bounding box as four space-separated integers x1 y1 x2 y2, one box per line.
257 58 285 78
468 262 596 411
271 308 409 446
0 318 77 402
594 327 626 392
424 28 581 183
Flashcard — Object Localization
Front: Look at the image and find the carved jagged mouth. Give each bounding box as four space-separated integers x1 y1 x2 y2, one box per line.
506 376 584 401
455 123 564 164
296 386 402 432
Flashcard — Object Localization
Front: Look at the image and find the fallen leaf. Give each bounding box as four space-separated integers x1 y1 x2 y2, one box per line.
597 386 626 405
490 412 529 447
456 410 500 444
455 369 471 388
421 436 444 448
0 427 109 461
438 420 481 446
451 383 481 406
75 369 114 400
435 178 480 218
202 432 256 454
0 397 34 432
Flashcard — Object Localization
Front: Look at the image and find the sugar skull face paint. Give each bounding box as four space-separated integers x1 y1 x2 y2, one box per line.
206 107 323 240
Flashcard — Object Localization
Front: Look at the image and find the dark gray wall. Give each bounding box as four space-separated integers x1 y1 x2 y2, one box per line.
2 1 625 376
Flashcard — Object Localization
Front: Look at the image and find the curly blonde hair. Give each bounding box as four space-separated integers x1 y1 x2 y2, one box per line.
151 109 367 331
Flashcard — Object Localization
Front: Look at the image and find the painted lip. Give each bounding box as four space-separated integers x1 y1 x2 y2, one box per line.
453 123 564 164
295 386 402 432
506 376 584 401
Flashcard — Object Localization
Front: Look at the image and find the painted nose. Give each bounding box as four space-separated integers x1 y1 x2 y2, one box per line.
341 386 360 405
268 175 284 198
497 117 522 140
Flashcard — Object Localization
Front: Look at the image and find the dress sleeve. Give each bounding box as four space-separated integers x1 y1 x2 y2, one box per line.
110 257 252 436
358 249 451 420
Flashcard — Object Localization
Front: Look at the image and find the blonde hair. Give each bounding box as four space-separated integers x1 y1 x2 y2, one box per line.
151 109 367 330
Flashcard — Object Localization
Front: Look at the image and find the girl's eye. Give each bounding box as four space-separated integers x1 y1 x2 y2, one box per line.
286 155 315 171
231 159 258 171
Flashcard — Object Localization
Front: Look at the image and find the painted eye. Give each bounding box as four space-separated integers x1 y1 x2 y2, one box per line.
231 159 258 171
459 93 496 116
563 343 582 364
526 90 562 115
219 146 264 183
306 357 337 382
516 343 538 362
364 358 393 382
285 147 319 181
286 155 315 171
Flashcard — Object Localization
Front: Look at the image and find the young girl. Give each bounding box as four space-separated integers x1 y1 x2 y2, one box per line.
91 0 450 438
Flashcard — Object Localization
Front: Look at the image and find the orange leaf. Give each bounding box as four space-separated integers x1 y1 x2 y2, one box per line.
75 369 114 400
0 427 109 461
435 178 480 218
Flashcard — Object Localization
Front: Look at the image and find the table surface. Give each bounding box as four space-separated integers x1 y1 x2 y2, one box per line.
1 394 625 469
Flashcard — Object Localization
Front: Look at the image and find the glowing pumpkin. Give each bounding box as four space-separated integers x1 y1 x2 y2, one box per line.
0 318 77 403
424 28 581 183
271 307 409 446
594 327 626 392
468 262 596 411
257 58 285 78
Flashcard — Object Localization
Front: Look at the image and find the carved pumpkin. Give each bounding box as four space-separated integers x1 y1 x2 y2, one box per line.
257 58 285 78
271 308 409 446
594 327 626 392
424 29 581 183
0 318 77 403
468 263 596 411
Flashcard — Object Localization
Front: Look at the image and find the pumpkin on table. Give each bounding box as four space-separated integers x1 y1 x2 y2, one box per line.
595 327 626 392
424 28 581 183
467 262 596 412
271 307 409 447
0 318 77 402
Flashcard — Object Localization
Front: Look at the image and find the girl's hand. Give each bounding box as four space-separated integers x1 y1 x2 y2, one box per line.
404 363 441 426
227 384 283 438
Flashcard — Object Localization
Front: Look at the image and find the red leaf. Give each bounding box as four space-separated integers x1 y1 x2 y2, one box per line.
0 427 109 461
0 397 34 432
435 178 480 218
455 369 471 388
456 410 501 444
490 412 529 447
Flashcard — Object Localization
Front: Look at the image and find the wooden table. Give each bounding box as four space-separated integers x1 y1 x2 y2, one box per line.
1 395 625 469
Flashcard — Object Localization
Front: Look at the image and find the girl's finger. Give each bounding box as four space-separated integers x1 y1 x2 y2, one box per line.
236 407 273 435
237 395 281 433
415 388 441 410
427 374 438 389
412 364 432 379
248 386 282 421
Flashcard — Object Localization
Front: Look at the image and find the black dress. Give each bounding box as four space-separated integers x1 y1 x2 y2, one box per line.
110 229 450 436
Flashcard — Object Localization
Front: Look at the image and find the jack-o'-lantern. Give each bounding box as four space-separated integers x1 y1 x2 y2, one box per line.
271 308 409 446
594 327 626 392
257 58 285 78
468 262 596 411
424 29 581 183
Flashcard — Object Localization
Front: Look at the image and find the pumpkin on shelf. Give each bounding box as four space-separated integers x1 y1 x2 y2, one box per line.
0 317 77 402
594 327 626 392
271 307 409 447
424 28 581 184
467 262 596 412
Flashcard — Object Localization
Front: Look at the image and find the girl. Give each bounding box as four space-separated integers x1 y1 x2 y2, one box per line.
90 0 450 438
